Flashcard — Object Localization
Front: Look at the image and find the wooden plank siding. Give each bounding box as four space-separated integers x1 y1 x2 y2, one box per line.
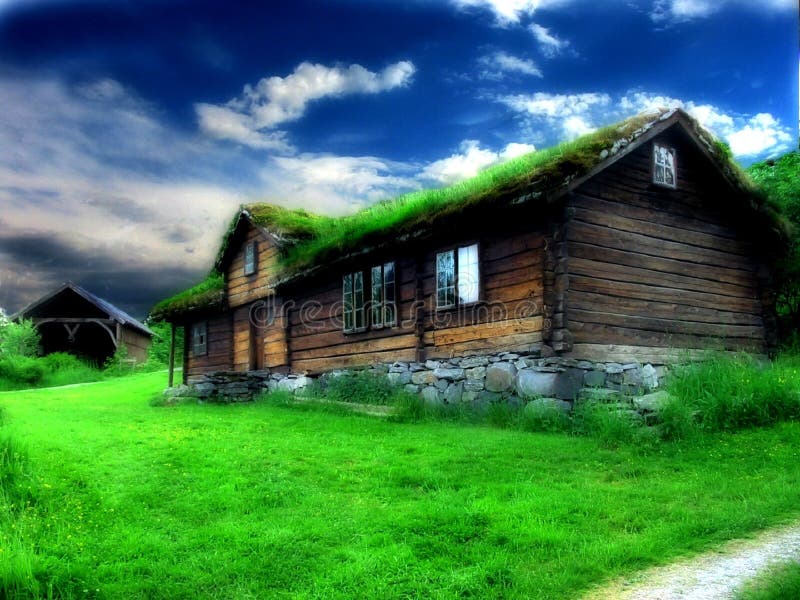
282 228 547 373
120 328 150 363
185 313 233 383
226 227 279 308
421 231 546 359
564 131 768 362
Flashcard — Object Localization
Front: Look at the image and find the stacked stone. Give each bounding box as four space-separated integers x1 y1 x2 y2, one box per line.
167 353 668 407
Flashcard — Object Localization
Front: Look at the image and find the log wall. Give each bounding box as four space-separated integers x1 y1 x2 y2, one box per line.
226 227 279 308
185 314 233 383
283 227 546 374
565 131 767 363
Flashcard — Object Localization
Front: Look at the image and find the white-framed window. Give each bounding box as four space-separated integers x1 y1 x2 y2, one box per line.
653 143 677 188
244 241 257 276
370 261 396 328
437 243 480 309
343 271 366 333
191 322 207 356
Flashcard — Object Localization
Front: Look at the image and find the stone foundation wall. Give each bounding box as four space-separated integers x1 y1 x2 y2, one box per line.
167 351 668 405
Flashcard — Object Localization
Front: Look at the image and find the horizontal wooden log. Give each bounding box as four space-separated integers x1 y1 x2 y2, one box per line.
569 276 761 315
569 257 757 300
292 348 418 374
426 332 543 358
568 308 764 339
568 290 763 326
432 316 543 346
569 220 755 273
290 325 413 352
292 333 418 361
567 343 725 364
570 206 750 257
570 320 764 351
569 193 741 241
569 241 757 287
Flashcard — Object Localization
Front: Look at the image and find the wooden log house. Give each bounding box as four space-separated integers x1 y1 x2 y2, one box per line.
151 109 786 385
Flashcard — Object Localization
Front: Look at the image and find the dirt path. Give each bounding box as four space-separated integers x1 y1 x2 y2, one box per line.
584 522 800 600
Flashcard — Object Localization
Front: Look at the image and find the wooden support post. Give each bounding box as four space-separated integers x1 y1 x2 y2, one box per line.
168 322 176 387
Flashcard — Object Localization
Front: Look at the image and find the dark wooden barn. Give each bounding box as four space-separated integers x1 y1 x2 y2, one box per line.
152 108 786 389
14 282 153 364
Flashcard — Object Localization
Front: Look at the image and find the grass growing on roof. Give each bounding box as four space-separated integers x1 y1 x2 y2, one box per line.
277 113 664 274
150 271 224 320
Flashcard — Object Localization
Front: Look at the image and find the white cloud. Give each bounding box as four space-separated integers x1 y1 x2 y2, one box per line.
196 61 415 149
562 115 595 138
478 51 543 79
529 23 570 57
449 0 569 24
496 88 794 159
266 154 420 213
651 0 795 21
726 113 793 157
619 91 793 157
419 140 536 185
501 91 611 118
195 104 292 152
499 92 611 139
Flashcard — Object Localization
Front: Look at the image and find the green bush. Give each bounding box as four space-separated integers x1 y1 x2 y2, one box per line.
0 319 40 358
519 400 570 433
40 352 89 372
571 401 640 447
0 356 45 385
666 354 800 433
320 370 397 405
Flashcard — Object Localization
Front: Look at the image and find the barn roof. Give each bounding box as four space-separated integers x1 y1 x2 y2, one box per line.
14 282 154 337
151 107 787 321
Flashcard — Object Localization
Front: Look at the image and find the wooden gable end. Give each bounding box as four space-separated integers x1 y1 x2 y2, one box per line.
563 124 771 364
226 221 280 309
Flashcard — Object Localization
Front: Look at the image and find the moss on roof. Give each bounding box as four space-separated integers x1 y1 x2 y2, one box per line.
151 108 786 320
150 271 224 321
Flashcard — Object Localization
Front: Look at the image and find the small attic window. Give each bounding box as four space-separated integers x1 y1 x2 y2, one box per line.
653 143 677 188
244 242 257 276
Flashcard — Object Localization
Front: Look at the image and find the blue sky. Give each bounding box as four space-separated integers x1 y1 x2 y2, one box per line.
0 0 797 317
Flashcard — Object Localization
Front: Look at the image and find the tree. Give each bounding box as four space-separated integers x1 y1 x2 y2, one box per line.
0 318 40 357
748 151 800 333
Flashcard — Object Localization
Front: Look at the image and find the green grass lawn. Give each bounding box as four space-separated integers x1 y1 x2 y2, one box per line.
2 372 800 599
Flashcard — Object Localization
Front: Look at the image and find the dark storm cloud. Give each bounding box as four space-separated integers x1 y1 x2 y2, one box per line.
0 231 205 318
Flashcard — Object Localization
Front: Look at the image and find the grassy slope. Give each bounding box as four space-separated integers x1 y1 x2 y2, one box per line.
737 561 800 600
2 373 800 598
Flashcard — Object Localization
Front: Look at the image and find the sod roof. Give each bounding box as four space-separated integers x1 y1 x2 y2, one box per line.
150 108 787 321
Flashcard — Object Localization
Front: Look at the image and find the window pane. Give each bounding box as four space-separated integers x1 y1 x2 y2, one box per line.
383 262 395 325
371 265 383 327
436 250 455 308
354 272 364 329
343 274 353 331
458 244 480 304
653 144 676 188
244 243 255 275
